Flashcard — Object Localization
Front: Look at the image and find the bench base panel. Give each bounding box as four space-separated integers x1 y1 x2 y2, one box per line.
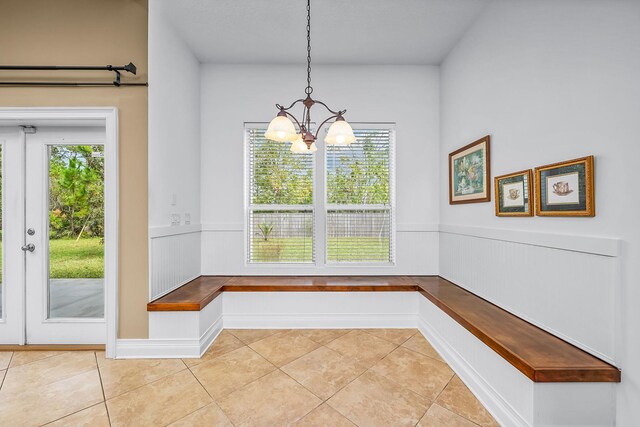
418 297 615 426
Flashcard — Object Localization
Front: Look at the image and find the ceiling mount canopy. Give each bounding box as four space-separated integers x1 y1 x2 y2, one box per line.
265 0 355 153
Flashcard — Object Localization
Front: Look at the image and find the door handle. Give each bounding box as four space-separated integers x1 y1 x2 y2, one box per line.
21 243 35 252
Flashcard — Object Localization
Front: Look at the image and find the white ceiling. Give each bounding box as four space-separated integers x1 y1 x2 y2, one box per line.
157 0 491 65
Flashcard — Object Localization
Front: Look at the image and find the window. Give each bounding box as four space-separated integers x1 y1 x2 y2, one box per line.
246 123 394 265
326 125 395 263
246 126 315 263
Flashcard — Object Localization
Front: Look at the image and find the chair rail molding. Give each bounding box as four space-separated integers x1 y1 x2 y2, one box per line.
439 224 620 257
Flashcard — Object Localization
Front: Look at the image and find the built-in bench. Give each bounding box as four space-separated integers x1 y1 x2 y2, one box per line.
145 275 620 425
147 275 619 383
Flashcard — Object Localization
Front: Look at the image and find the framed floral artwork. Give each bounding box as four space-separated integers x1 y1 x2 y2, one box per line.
494 169 533 216
535 156 595 217
449 135 491 204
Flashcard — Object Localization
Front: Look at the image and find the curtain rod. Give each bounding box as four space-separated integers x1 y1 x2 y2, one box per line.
0 62 148 87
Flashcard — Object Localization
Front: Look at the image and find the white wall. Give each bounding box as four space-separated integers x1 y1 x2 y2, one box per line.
148 3 202 299
149 3 201 228
200 64 440 275
439 1 640 424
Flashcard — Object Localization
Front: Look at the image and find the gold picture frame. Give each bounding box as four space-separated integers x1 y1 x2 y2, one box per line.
494 169 533 217
535 156 595 217
449 136 491 204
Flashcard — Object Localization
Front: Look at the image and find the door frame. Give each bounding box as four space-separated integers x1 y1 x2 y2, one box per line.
0 107 118 357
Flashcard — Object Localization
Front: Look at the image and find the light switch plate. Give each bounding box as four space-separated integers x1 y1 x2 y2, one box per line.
171 213 181 226
184 213 191 225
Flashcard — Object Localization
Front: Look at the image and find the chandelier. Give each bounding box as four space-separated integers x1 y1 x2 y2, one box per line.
265 0 355 153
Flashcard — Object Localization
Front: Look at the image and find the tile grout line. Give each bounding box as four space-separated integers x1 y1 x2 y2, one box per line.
275 367 324 424
8 350 69 370
100 365 193 402
225 329 287 346
41 402 107 426
322 340 403 425
246 332 324 369
183 331 246 368
181 366 236 427
0 351 14 391
327 335 442 427
361 328 419 347
197 345 280 406
400 340 449 365
430 371 490 426
94 351 113 426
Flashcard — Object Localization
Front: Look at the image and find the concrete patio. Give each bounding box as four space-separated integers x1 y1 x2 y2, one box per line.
0 278 104 319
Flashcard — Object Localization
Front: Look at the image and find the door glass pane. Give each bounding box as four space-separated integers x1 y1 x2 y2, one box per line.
48 145 104 319
0 145 3 319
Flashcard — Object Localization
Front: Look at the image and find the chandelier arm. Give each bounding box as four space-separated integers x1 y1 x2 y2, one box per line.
282 110 304 132
276 99 306 111
302 106 309 131
312 99 347 116
314 113 342 139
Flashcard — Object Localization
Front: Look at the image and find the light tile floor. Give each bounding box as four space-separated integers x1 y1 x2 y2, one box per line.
0 329 498 426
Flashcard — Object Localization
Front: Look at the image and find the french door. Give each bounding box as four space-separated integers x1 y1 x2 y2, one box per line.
0 125 107 344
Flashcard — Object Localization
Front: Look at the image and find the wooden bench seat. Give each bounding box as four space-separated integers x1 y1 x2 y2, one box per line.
146 276 232 311
147 276 417 311
147 275 620 383
412 276 620 383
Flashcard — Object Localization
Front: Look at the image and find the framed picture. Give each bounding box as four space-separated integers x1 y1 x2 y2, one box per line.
449 135 491 204
535 156 595 217
494 169 533 216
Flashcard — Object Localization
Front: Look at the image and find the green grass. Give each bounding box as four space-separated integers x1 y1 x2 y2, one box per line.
251 237 390 263
50 238 104 278
0 237 103 283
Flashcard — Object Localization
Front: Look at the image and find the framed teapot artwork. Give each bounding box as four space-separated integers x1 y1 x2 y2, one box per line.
535 156 595 217
494 169 533 217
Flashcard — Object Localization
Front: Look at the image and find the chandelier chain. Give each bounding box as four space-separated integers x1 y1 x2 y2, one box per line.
305 0 312 95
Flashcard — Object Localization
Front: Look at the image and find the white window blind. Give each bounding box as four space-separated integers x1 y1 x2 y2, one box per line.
326 126 395 263
246 126 314 263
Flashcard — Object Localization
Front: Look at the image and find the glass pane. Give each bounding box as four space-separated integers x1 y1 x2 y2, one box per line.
0 145 3 319
248 128 314 206
249 210 314 263
326 129 390 205
48 145 104 319
327 209 391 263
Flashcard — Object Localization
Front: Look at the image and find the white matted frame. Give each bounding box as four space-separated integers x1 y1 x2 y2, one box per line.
0 108 119 357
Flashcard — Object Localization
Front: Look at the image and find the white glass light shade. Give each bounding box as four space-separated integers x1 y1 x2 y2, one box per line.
290 136 317 154
265 115 298 142
324 119 356 145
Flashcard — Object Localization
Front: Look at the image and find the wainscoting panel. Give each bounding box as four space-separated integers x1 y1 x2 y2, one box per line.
439 226 619 363
149 225 201 301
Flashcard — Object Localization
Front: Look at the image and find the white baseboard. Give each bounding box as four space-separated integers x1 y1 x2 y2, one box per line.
116 314 222 359
418 316 528 427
